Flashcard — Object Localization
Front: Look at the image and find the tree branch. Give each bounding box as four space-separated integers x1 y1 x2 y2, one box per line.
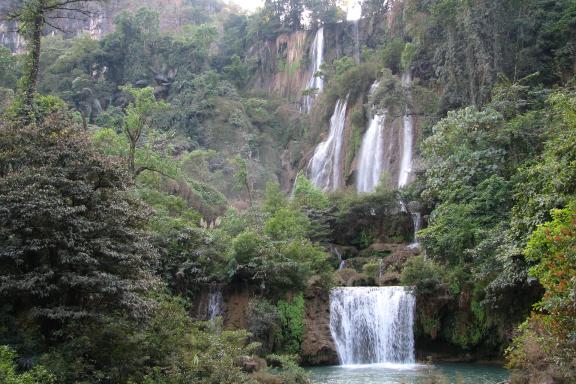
134 166 178 180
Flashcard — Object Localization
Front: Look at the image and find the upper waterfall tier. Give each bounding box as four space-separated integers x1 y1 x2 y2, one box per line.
357 81 386 193
329 286 415 365
309 97 349 191
356 112 386 193
303 28 325 113
398 71 414 188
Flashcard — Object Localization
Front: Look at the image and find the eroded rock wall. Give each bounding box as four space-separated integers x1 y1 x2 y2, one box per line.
301 285 339 365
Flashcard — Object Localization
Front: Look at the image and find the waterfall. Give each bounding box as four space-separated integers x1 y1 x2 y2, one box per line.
208 286 223 321
409 211 422 250
332 246 346 271
356 81 386 193
303 27 325 113
308 97 349 191
330 287 415 365
398 72 414 188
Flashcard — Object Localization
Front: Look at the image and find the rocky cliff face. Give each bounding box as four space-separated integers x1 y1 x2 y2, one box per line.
301 284 339 365
0 0 192 53
249 31 311 100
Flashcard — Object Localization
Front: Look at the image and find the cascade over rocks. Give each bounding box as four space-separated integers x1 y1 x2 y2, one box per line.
330 287 416 365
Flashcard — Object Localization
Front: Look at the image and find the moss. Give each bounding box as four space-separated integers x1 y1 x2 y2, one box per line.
345 108 365 176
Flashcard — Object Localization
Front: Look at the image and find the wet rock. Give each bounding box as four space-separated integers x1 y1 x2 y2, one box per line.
301 285 339 366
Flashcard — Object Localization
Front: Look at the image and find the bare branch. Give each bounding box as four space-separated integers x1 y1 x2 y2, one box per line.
134 166 178 180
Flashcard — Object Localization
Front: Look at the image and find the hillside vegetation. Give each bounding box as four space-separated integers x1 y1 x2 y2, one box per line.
0 0 575 383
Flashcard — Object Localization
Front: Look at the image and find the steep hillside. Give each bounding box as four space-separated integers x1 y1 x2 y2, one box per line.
0 0 575 383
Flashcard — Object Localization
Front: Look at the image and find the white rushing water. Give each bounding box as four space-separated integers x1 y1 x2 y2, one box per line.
303 27 325 113
347 0 362 21
309 97 349 191
409 211 422 250
332 246 347 271
356 81 386 193
330 287 416 365
208 286 223 321
398 72 414 188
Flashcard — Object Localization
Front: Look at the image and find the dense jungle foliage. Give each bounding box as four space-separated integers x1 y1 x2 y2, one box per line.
0 0 575 383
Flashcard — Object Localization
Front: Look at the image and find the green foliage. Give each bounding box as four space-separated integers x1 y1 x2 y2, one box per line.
0 110 157 332
507 205 576 382
400 256 445 296
0 346 54 384
276 294 305 354
0 46 20 89
323 62 379 105
248 299 281 353
379 37 405 73
264 207 310 240
263 182 288 215
233 230 265 265
331 187 407 246
41 295 261 384
292 174 329 210
265 354 310 384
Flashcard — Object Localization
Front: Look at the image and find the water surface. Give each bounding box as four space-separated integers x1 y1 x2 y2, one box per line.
306 363 508 384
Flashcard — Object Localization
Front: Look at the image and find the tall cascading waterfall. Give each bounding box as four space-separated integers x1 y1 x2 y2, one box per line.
308 97 349 191
330 287 416 365
356 81 387 193
303 27 325 113
398 72 414 188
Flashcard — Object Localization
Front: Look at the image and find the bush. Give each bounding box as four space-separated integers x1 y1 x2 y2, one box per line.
276 294 305 355
0 346 55 384
400 256 445 295
233 230 265 264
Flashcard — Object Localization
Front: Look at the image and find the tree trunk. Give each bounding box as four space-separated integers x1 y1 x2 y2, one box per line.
245 180 253 207
24 14 43 107
128 140 136 175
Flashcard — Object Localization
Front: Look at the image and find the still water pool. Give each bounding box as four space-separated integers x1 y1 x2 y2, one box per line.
306 363 509 384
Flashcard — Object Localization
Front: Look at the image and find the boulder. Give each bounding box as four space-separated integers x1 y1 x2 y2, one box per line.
235 355 265 373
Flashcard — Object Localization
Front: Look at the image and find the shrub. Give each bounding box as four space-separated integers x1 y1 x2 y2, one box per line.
400 256 445 295
276 294 305 355
0 346 55 384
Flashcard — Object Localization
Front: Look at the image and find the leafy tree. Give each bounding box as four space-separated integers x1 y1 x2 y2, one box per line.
507 205 576 383
0 107 158 345
303 0 342 27
120 86 169 176
7 0 102 120
232 155 253 206
102 7 160 85
264 207 310 241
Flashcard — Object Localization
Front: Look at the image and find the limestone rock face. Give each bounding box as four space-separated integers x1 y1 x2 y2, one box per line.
301 285 339 366
223 289 251 331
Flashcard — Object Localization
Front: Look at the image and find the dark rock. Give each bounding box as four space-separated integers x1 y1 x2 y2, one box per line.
134 80 149 88
301 285 339 366
235 356 262 373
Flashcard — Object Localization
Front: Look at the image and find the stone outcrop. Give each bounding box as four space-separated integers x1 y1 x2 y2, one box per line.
301 284 339 365
223 289 252 331
249 31 311 100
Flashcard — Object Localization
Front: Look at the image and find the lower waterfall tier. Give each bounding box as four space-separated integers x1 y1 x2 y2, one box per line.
329 286 415 365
